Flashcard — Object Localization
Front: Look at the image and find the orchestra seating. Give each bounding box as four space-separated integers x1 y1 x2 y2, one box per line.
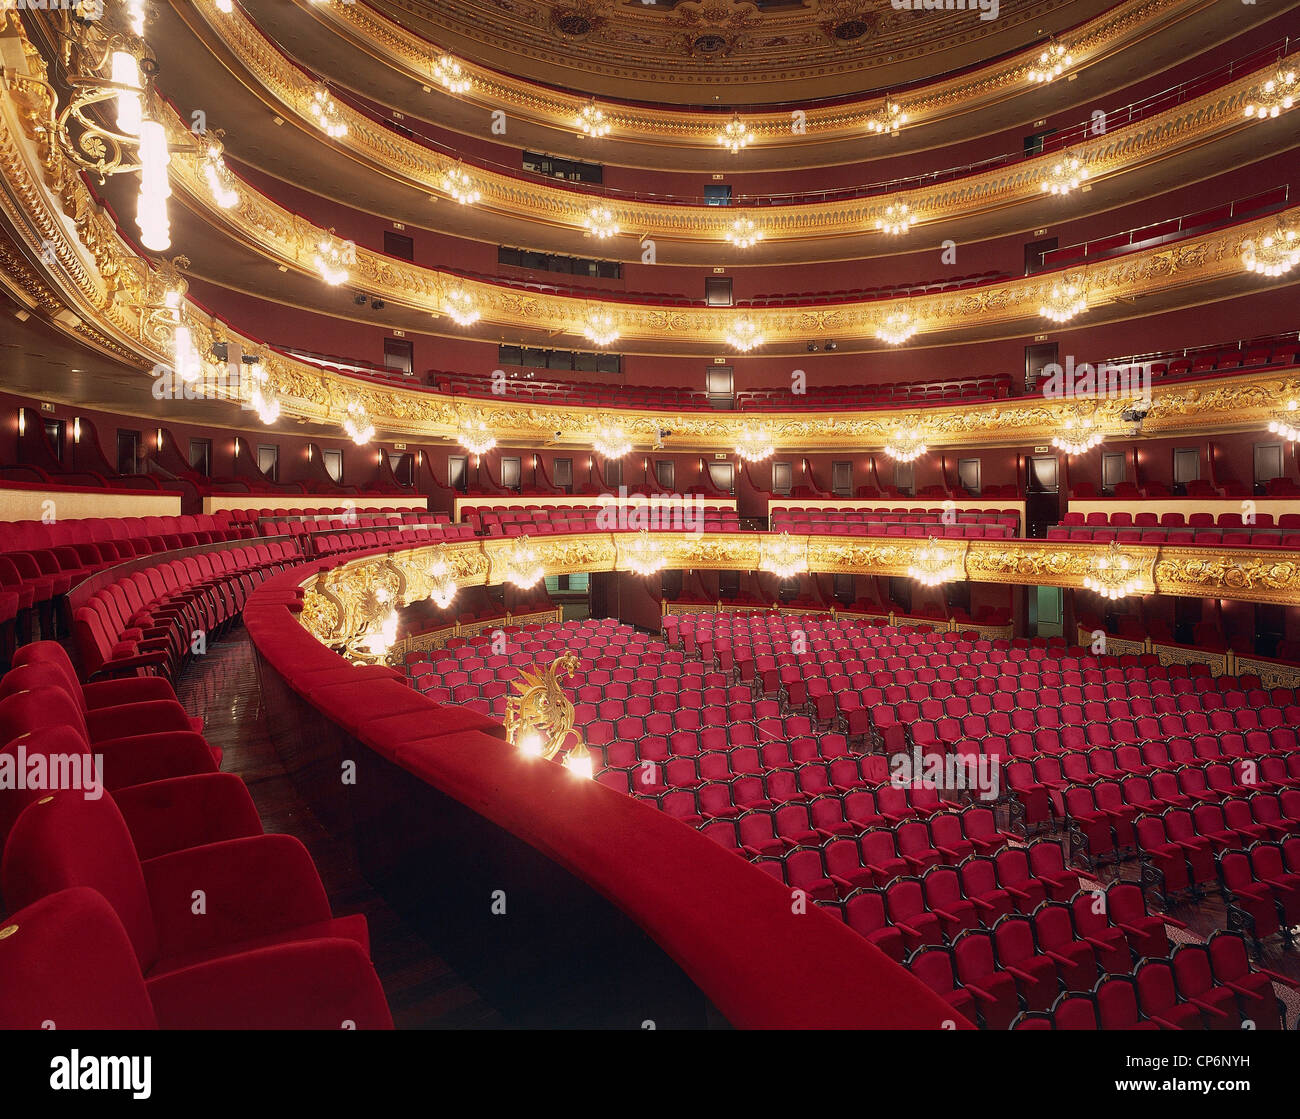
398 614 1299 1027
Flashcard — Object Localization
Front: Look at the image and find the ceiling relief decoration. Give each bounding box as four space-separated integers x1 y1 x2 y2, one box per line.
303 0 1197 116
299 535 1300 628
185 5 1300 249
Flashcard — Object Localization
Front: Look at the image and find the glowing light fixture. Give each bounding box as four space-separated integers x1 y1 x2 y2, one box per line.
875 201 913 235
1242 223 1300 277
1244 69 1296 120
581 308 619 347
717 114 754 153
1040 155 1089 195
575 98 611 138
621 529 666 577
1084 541 1143 600
908 537 964 588
760 533 808 580
1039 279 1088 323
314 232 350 286
734 427 775 463
111 50 142 136
592 424 632 459
1027 41 1074 83
725 318 764 353
309 86 347 139
343 400 375 445
876 311 917 345
866 97 908 135
444 288 481 327
725 216 763 248
246 358 280 425
883 427 927 463
503 535 545 589
1052 416 1103 455
426 552 458 610
457 417 496 455
202 138 238 209
440 162 480 205
583 205 619 239
1267 399 1300 442
136 119 171 252
433 54 471 94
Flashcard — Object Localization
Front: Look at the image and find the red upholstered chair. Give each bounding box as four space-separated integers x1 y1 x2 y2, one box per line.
2 794 370 982
0 888 392 1029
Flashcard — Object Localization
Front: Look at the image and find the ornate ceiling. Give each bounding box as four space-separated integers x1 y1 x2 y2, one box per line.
371 0 1112 105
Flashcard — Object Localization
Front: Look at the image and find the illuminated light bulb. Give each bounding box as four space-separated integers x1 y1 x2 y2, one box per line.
575 98 611 138
444 288 481 327
518 731 544 758
309 86 347 139
202 144 238 209
584 206 619 239
581 308 619 347
136 119 171 252
111 51 143 136
717 114 753 153
434 54 471 94
725 319 764 352
564 742 594 779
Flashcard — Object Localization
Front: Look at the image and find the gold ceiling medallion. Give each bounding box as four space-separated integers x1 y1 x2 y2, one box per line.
816 0 878 44
550 0 614 40
671 0 759 60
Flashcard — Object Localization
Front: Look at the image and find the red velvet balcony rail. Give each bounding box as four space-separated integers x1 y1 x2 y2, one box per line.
243 548 966 1028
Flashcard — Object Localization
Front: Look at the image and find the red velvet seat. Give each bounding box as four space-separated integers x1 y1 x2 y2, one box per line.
0 887 392 1029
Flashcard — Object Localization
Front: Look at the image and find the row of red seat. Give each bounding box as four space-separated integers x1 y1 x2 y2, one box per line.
73 543 301 681
0 641 394 1028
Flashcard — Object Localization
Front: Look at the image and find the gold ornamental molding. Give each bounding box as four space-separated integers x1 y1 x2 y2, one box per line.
3 11 1300 455
189 0 1298 245
297 533 1300 651
149 70 1300 347
292 0 1200 144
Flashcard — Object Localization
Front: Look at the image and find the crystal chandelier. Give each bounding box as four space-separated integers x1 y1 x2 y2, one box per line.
883 427 927 463
875 201 913 236
314 232 350 286
725 216 763 248
1040 155 1089 195
717 114 754 153
866 97 908 135
735 427 775 463
201 135 238 209
1083 541 1142 600
343 400 375 445
426 551 458 610
575 98 611 138
1027 41 1074 83
245 358 280 425
583 205 619 239
440 163 480 205
592 424 632 459
1242 224 1300 277
725 319 764 352
582 308 619 347
621 530 666 577
876 312 917 345
1267 399 1300 442
504 535 545 589
1052 416 1103 455
1040 279 1088 323
907 537 964 588
357 609 399 659
457 417 496 455
433 54 471 94
760 533 808 580
309 86 347 139
1244 69 1296 121
444 288 481 326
